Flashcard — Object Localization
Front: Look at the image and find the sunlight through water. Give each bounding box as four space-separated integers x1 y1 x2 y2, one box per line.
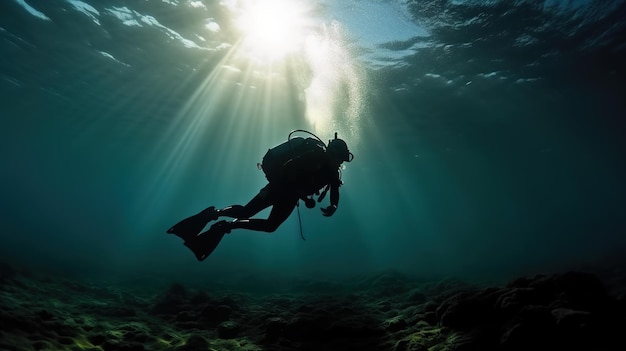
235 0 312 62
220 0 366 139
303 22 365 142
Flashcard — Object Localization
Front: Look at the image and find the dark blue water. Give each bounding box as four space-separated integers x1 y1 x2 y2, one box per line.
1 0 625 285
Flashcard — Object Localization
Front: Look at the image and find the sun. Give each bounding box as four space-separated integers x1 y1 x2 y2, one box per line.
235 0 313 63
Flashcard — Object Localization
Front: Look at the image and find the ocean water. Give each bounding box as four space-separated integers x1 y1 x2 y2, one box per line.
2 1 626 350
1 0 625 286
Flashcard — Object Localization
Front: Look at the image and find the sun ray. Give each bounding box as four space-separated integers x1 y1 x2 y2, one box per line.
235 0 314 63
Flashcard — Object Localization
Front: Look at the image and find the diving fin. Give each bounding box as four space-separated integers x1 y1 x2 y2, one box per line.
183 220 230 261
167 206 218 242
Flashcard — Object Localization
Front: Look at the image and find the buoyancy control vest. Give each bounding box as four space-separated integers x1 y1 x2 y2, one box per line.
259 136 326 184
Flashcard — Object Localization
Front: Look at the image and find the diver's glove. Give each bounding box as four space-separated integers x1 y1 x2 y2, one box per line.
321 205 337 217
304 197 316 209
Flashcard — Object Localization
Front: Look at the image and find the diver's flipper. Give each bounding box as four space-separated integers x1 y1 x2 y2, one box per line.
184 224 228 261
167 206 218 242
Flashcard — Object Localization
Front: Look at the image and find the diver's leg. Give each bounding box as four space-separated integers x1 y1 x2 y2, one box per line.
184 186 285 260
168 184 272 241
227 197 298 232
216 184 274 219
185 185 280 261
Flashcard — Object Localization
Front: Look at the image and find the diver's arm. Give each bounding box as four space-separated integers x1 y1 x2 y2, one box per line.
329 183 339 208
321 175 341 217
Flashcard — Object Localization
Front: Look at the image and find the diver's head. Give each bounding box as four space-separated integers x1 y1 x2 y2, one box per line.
327 133 354 164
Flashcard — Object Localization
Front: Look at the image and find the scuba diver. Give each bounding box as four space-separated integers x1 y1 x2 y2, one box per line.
167 130 354 261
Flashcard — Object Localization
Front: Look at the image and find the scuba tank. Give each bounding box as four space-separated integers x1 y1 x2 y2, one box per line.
258 130 326 183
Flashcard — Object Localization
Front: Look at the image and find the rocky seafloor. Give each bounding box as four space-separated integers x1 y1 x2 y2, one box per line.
1 261 625 351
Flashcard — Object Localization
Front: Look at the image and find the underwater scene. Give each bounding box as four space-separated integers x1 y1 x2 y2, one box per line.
1 0 625 350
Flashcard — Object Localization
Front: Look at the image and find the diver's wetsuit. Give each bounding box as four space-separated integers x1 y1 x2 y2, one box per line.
215 157 341 232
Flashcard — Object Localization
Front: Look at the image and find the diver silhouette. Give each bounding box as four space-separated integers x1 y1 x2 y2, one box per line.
167 130 354 261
